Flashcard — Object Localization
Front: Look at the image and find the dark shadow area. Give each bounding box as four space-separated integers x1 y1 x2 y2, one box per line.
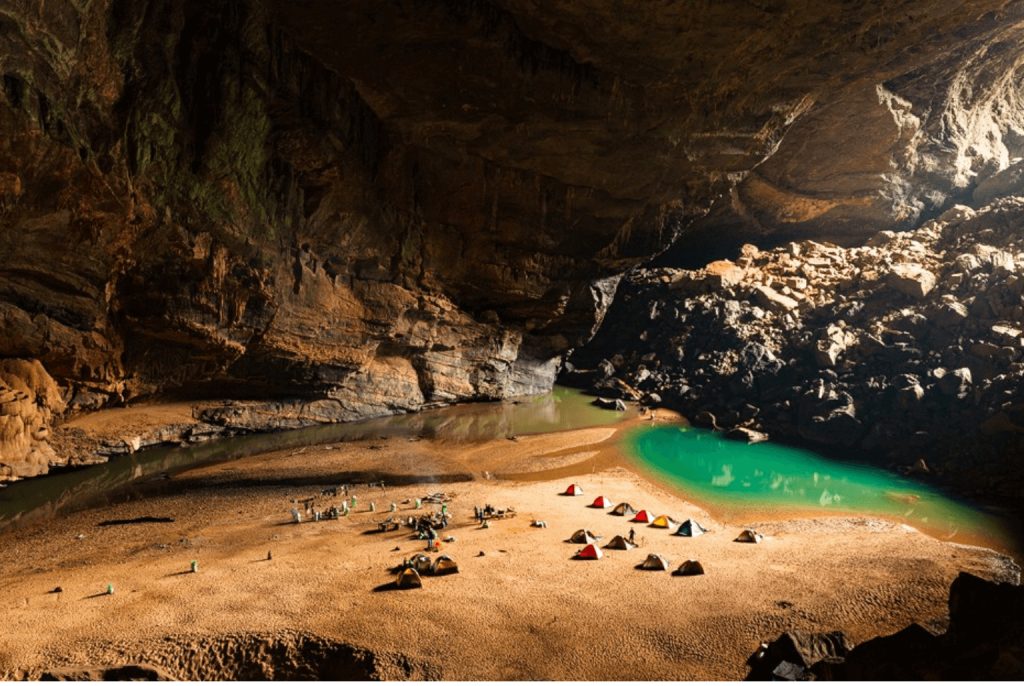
97 516 175 526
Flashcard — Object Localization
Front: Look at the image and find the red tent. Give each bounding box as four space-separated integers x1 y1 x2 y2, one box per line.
575 543 603 560
632 509 654 523
590 495 612 508
563 483 584 496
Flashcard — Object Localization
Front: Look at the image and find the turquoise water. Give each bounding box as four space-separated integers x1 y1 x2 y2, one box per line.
626 424 1011 547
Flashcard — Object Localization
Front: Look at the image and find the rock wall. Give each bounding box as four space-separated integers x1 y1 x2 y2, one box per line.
566 198 1024 501
3 0 1024 478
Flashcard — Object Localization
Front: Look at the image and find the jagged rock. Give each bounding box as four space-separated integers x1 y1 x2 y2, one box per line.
693 410 719 430
888 264 937 299
795 572 1024 680
7 0 1024 485
592 397 627 412
726 426 769 444
938 367 972 399
752 285 799 312
991 324 1022 345
747 631 852 680
814 324 855 368
566 197 1024 500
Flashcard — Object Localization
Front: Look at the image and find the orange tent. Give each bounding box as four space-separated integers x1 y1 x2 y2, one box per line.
563 483 584 496
632 509 654 523
590 495 613 508
575 543 603 560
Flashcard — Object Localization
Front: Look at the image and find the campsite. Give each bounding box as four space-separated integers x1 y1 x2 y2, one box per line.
0 409 1015 680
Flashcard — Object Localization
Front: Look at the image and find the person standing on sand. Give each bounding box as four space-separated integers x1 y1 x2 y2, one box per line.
629 528 636 544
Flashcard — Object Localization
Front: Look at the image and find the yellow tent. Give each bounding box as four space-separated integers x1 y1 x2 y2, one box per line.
650 514 677 529
396 567 423 589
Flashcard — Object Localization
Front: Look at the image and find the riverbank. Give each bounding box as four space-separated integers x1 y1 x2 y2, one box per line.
0 415 1017 680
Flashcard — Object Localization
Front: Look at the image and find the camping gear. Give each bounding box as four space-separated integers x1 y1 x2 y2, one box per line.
604 535 637 550
736 529 764 543
568 529 600 544
396 567 422 589
675 519 707 537
674 560 705 576
575 543 603 560
632 509 654 523
563 484 584 496
610 502 636 517
639 553 671 571
431 556 459 575
412 554 433 573
650 514 678 529
590 495 613 508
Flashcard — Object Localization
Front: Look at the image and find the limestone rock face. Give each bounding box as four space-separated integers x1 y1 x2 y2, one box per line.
567 197 1024 500
3 1 1024 477
0 359 64 480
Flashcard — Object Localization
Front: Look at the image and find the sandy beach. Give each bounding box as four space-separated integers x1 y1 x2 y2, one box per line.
0 415 1018 680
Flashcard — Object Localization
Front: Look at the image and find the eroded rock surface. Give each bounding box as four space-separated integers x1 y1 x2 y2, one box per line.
4 1 1024 477
748 571 1024 680
567 199 1024 500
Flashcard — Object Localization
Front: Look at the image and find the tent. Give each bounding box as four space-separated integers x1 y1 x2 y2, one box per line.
396 567 423 589
568 529 600 544
610 502 636 517
604 535 637 550
431 555 459 576
673 559 705 576
650 514 678 529
590 495 613 508
563 483 584 496
639 553 671 571
735 529 764 543
675 519 707 537
575 543 603 560
632 509 654 523
412 554 433 573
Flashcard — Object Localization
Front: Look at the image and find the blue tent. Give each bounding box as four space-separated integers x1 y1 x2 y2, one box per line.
675 519 707 537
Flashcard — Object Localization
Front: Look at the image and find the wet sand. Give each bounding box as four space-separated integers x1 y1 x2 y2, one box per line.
0 416 1018 680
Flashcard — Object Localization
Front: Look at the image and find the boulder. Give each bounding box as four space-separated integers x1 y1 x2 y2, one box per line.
747 631 852 680
887 264 937 299
726 426 769 444
752 285 799 312
592 397 627 412
938 367 972 399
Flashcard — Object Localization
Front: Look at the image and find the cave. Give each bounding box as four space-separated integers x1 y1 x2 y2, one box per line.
1 0 1024 681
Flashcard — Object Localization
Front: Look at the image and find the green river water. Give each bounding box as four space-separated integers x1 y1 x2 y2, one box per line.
626 423 1013 548
0 387 1013 552
0 387 631 530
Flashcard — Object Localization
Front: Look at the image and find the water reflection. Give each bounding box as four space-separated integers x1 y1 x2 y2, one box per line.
0 387 630 531
627 425 1011 546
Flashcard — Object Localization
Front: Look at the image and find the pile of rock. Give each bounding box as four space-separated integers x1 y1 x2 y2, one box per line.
747 571 1024 680
565 198 1024 500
